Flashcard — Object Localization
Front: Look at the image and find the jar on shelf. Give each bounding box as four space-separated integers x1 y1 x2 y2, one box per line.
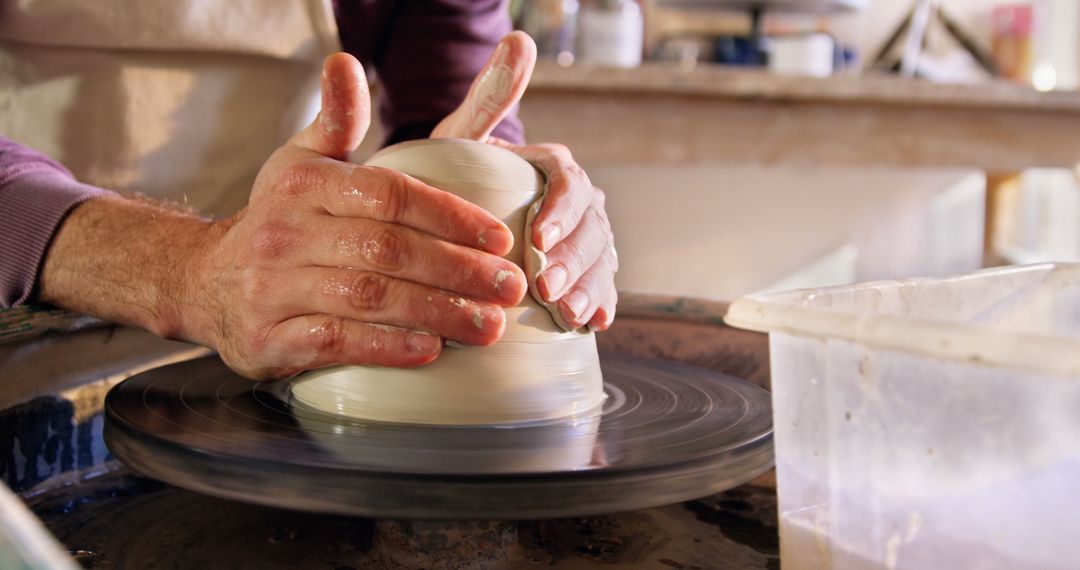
577 0 644 68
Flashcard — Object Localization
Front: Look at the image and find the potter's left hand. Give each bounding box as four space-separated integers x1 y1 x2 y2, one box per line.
431 32 618 330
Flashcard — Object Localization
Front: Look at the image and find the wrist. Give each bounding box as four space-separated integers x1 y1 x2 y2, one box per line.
156 214 233 347
39 195 220 344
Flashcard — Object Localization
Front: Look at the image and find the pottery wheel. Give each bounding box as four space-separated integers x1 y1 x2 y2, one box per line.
104 353 773 520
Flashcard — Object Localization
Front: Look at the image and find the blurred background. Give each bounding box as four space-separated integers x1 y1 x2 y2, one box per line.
386 0 1080 301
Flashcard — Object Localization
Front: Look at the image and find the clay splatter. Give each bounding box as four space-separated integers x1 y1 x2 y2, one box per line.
493 270 513 291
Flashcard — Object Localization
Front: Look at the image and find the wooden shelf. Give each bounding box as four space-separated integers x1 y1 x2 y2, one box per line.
531 62 1080 113
521 62 1080 170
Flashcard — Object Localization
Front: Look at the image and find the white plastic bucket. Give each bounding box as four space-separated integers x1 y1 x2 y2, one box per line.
726 263 1080 570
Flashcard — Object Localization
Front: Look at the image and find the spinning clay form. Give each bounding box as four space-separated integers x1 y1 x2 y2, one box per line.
290 139 605 425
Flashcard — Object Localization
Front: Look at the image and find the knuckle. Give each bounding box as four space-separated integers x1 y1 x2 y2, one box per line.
361 226 407 271
586 206 607 229
237 267 272 304
589 208 613 241
585 199 613 236
280 159 328 197
567 161 589 184
561 193 584 222
541 143 571 158
547 171 571 196
344 272 389 311
370 167 409 223
549 145 585 179
309 317 348 357
250 221 299 261
564 240 591 272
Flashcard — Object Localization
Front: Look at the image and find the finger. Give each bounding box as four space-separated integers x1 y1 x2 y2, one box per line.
306 217 527 306
269 159 515 255
263 267 507 346
267 315 442 373
333 165 515 255
511 144 595 252
588 286 618 332
535 201 612 302
290 52 371 160
431 31 537 141
555 251 617 330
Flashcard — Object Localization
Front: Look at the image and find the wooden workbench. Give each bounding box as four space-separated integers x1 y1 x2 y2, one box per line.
520 62 1080 172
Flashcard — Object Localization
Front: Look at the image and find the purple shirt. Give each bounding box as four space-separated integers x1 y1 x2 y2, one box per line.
0 0 523 307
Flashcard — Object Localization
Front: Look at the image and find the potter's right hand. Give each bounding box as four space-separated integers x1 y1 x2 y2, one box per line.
183 54 526 379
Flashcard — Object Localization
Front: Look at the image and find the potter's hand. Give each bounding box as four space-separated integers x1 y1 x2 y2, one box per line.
432 32 618 330
40 54 526 381
197 54 528 378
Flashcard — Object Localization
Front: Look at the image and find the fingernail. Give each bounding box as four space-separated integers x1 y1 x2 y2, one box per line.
563 290 589 319
539 224 561 251
540 265 568 301
407 332 441 353
480 224 513 254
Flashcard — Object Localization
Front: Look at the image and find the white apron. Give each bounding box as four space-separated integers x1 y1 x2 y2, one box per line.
0 0 341 216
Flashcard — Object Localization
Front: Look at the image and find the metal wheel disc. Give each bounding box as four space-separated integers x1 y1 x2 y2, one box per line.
105 353 773 519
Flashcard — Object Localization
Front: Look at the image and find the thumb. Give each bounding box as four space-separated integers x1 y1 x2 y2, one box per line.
291 52 371 160
431 31 536 141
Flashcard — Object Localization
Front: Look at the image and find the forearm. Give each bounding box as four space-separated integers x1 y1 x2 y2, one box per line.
38 194 222 344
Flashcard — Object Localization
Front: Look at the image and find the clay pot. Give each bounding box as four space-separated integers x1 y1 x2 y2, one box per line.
290 139 604 425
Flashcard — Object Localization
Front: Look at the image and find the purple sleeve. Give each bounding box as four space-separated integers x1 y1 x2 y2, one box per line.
335 0 525 146
0 138 109 307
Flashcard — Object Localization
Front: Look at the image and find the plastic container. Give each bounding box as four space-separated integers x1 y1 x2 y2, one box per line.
769 33 835 77
725 263 1080 570
0 483 77 570
577 0 643 68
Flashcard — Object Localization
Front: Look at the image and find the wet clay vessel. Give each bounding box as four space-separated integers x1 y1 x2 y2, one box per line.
290 139 604 425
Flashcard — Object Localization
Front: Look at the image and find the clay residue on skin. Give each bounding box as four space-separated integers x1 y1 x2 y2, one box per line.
468 63 514 136
299 324 335 366
472 309 484 329
905 513 922 542
366 323 416 350
449 297 486 329
885 534 902 570
319 111 342 134
493 269 513 291
472 50 514 115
